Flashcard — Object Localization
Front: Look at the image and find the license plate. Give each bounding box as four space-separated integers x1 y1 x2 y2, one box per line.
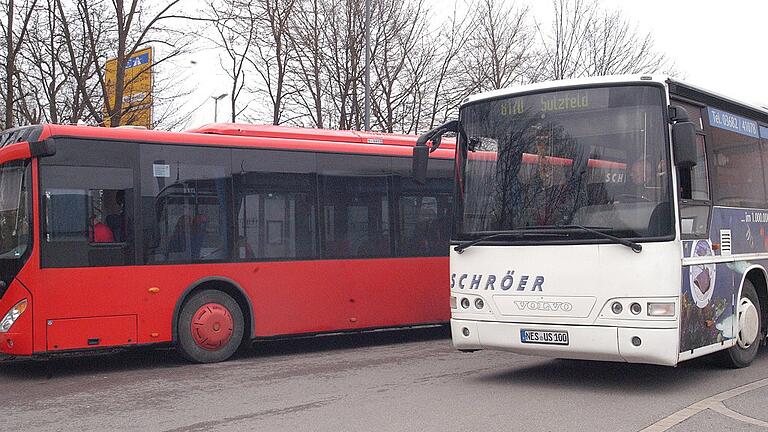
520 329 569 345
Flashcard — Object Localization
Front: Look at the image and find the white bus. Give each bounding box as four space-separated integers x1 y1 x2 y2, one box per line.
415 75 767 367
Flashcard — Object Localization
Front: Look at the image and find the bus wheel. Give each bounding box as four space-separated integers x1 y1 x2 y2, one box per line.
177 290 244 363
719 280 762 368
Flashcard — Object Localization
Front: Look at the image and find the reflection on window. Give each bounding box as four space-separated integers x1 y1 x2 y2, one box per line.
41 163 135 268
45 189 88 242
458 86 672 239
710 126 764 207
398 196 447 256
141 146 232 264
236 189 316 259
45 188 132 244
691 135 710 200
148 180 228 262
321 176 390 258
680 203 709 237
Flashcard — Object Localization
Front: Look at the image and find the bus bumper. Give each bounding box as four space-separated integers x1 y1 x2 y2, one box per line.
451 318 679 366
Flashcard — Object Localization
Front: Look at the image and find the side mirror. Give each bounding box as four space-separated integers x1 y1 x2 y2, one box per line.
413 145 429 184
672 121 697 168
413 120 460 184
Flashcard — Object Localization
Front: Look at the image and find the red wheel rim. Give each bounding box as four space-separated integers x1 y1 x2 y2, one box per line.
191 303 234 350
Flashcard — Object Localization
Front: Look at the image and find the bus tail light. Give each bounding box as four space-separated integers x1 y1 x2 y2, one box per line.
0 299 27 333
647 302 675 317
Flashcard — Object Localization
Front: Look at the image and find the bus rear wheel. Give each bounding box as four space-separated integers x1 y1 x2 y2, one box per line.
719 280 762 368
177 290 244 363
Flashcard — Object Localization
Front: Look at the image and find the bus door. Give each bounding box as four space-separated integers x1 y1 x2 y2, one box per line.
39 140 139 352
676 106 721 354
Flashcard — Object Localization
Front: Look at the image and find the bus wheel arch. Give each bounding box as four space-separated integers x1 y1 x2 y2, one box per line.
172 277 254 362
719 270 765 368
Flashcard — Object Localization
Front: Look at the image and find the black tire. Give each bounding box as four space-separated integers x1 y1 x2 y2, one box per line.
176 290 245 363
718 280 762 368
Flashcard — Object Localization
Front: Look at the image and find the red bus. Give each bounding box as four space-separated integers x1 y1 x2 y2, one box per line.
0 124 453 363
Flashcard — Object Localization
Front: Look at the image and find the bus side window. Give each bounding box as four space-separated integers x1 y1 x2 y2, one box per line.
391 157 453 257
318 154 391 259
41 166 135 267
232 149 318 261
140 144 232 264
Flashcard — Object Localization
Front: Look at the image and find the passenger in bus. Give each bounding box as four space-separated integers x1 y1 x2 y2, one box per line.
168 214 190 253
624 156 664 201
520 126 572 225
628 157 652 187
91 216 115 243
106 190 128 242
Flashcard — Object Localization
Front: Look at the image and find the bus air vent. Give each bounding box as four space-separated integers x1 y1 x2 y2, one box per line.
719 230 732 256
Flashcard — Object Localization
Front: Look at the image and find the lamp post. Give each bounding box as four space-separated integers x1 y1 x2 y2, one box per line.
212 93 228 123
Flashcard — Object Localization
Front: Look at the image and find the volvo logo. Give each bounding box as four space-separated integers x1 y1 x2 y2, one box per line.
514 300 573 312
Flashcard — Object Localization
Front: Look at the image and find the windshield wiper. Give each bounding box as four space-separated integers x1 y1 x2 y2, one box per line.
525 224 642 253
454 230 567 254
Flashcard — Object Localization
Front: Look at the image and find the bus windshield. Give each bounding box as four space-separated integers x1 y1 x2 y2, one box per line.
0 162 30 259
456 85 672 241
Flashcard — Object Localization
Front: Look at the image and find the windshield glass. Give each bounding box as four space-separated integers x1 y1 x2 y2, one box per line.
0 162 31 258
456 85 672 241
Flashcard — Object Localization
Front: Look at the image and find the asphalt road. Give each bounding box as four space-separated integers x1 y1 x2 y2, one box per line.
2 326 768 432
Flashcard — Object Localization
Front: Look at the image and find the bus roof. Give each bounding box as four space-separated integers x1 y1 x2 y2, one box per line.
190 123 456 149
27 123 454 158
461 74 669 106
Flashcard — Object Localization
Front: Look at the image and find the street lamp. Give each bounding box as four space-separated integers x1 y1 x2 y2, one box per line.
211 93 228 123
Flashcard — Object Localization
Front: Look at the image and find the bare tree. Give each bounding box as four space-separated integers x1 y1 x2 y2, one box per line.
584 8 671 76
368 0 428 133
55 0 189 127
15 0 82 125
1 0 39 129
463 0 534 91
205 0 257 122
535 0 595 81
418 1 473 130
535 0 672 81
286 0 326 128
247 0 297 125
320 0 366 130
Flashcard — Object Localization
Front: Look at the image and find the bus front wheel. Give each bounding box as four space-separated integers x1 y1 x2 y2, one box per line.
719 280 762 368
177 290 245 363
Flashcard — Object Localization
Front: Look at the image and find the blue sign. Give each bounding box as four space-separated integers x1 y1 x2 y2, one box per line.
760 125 768 139
126 53 150 69
707 107 759 138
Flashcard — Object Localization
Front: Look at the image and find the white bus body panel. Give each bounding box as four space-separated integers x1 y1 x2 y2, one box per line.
450 242 682 366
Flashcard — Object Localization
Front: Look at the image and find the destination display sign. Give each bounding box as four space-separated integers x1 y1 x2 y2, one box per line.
499 88 610 117
707 107 759 138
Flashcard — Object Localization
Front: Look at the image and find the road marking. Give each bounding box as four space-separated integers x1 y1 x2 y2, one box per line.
639 377 768 431
710 402 768 427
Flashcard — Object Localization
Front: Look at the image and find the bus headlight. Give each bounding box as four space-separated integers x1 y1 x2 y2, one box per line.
0 299 27 333
647 302 675 317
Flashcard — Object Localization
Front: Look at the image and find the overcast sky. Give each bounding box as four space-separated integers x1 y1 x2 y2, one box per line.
181 0 768 128
580 0 768 109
